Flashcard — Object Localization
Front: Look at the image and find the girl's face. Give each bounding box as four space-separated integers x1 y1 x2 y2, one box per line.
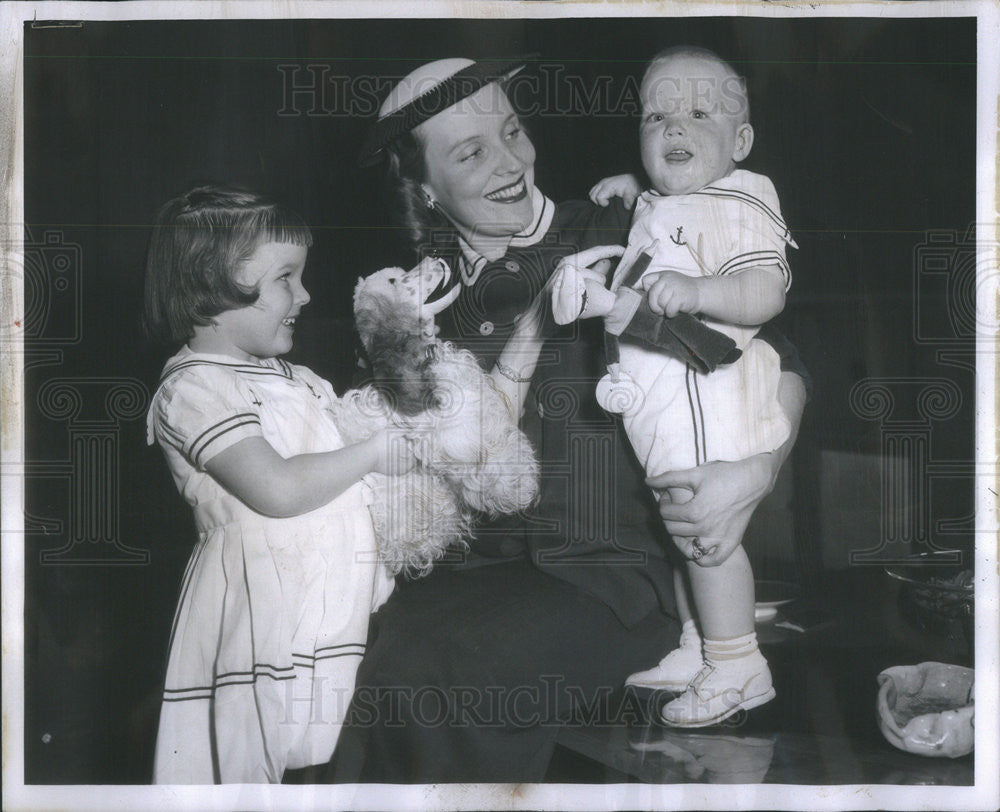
207 241 310 361
416 83 536 255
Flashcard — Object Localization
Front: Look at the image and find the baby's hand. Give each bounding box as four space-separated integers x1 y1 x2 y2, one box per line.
589 174 642 210
644 271 701 318
371 430 418 476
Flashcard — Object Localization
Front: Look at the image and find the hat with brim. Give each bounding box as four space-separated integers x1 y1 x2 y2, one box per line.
358 55 533 167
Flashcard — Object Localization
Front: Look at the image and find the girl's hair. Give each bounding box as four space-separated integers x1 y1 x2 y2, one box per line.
384 132 453 253
144 185 313 344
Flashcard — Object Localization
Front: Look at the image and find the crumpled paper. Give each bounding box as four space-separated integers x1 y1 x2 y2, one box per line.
876 661 974 758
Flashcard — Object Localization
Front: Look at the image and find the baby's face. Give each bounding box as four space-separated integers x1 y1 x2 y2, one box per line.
639 54 753 196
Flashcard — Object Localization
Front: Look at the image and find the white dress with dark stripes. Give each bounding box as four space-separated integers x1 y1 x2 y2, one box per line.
146 348 394 783
611 169 796 474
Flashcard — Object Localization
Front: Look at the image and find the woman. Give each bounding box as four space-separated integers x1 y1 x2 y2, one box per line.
325 56 808 783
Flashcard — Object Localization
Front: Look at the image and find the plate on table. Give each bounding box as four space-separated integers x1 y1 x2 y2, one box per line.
754 580 800 623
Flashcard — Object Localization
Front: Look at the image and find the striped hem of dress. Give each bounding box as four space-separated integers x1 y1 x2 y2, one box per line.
162 645 366 702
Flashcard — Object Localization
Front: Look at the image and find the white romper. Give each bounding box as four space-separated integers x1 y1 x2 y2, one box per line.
611 169 797 476
147 347 394 784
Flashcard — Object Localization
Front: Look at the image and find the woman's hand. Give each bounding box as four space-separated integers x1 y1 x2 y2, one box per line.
514 244 625 337
646 452 777 568
589 173 642 210
495 245 626 420
550 244 624 325
647 370 806 567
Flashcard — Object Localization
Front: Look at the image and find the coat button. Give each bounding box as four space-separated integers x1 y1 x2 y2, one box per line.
505 260 520 273
480 321 494 335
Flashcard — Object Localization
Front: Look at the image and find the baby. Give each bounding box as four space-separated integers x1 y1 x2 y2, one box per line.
553 46 797 727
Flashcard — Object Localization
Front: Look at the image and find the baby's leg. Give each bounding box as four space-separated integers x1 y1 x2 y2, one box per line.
685 544 754 638
661 544 774 727
663 485 699 629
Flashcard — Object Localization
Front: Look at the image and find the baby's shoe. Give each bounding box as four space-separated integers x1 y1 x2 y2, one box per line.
626 620 702 692
660 649 775 728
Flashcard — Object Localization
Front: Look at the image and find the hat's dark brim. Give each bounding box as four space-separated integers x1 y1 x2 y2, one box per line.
357 55 534 167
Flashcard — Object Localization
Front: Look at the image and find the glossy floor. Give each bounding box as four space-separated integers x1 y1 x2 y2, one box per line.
548 569 974 785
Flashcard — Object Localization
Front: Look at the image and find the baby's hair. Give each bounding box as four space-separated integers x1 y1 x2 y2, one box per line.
642 45 750 124
144 185 313 344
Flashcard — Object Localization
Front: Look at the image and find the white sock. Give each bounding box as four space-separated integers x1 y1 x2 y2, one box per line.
703 631 759 667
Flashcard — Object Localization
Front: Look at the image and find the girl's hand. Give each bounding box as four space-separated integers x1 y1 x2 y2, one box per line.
646 452 777 567
370 429 418 476
589 174 642 210
643 271 702 318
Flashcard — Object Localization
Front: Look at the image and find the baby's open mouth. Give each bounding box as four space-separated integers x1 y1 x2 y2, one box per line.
485 176 528 203
664 149 692 163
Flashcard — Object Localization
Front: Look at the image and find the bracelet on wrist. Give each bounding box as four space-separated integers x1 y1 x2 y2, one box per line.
495 360 531 383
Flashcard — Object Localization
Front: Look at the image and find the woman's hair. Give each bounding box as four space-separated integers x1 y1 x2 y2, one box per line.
143 185 313 345
384 132 453 253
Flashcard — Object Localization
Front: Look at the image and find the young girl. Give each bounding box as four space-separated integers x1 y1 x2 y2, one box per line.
144 186 408 783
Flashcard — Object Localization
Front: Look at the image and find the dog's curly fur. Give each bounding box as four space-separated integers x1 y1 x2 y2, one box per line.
330 260 539 577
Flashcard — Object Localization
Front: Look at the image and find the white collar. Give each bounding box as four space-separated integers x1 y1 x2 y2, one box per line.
456 188 555 286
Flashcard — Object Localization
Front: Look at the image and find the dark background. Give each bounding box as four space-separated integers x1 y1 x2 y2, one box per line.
23 16 976 783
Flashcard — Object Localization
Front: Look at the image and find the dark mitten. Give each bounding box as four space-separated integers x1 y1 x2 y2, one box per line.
655 313 741 374
617 302 740 373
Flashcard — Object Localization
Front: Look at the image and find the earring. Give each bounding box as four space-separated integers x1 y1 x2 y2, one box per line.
424 193 436 210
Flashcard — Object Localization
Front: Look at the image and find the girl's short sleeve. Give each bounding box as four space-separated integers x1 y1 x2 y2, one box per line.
151 366 264 471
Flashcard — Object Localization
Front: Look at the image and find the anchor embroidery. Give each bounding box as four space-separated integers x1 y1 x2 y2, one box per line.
670 226 686 246
249 387 263 407
304 381 321 400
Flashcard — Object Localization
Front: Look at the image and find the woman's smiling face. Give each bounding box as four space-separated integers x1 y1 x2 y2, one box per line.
416 82 536 252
